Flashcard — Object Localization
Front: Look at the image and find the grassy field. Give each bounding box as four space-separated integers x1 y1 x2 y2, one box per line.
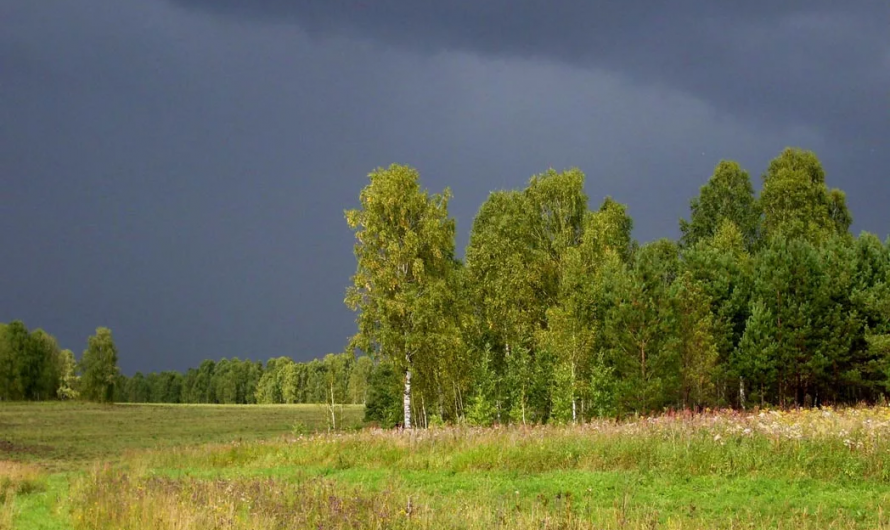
0 402 362 529
0 402 363 469
4 403 890 528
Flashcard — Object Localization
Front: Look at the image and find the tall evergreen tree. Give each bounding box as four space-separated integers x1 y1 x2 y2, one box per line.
683 220 754 405
602 240 680 413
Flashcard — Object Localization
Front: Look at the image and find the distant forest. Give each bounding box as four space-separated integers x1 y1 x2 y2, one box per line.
3 147 890 429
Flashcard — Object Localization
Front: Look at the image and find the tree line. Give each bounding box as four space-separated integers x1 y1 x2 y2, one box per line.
345 148 890 428
6 147 889 431
0 324 119 403
0 325 385 411
113 353 376 407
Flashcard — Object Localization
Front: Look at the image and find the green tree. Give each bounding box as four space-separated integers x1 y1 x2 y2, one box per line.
183 360 216 403
602 240 680 414
345 164 457 429
682 220 754 405
465 169 589 423
363 361 403 428
80 327 120 403
667 272 718 409
57 349 80 400
28 329 62 400
0 323 8 400
743 237 858 406
680 160 761 251
282 361 307 404
126 372 150 402
243 361 264 405
0 321 29 400
761 148 851 243
848 233 890 398
464 189 539 420
537 197 635 423
256 357 293 404
323 353 351 429
0 321 54 401
736 300 779 407
465 344 498 426
347 355 374 404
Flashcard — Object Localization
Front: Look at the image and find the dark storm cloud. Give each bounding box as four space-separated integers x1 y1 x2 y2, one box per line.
1 1 887 373
169 1 888 139
169 0 890 234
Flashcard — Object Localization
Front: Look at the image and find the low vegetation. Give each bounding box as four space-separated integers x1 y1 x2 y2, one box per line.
0 402 363 469
0 402 363 528
3 404 887 528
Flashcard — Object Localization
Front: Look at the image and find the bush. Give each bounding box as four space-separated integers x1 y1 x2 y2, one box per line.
363 362 403 428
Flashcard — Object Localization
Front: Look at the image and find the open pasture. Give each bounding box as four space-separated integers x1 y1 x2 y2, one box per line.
0 402 361 529
4 404 890 528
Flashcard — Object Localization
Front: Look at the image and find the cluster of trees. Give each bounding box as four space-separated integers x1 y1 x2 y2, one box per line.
0 323 119 403
0 321 384 411
114 352 376 407
346 148 890 428
6 147 888 433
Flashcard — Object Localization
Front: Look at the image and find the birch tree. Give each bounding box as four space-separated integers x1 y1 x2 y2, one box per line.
345 164 457 429
761 147 851 243
680 160 761 251
80 327 120 404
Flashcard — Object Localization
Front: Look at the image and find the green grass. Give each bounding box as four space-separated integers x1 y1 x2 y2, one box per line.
6 404 890 528
0 402 363 529
0 401 363 469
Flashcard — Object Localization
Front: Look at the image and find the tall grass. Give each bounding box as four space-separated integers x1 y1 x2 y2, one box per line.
67 406 890 529
0 461 45 530
70 468 890 529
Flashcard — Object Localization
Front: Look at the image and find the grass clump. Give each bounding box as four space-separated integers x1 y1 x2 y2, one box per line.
0 461 46 529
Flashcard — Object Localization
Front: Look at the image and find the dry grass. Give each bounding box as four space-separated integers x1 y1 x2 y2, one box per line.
66 406 890 529
0 461 46 530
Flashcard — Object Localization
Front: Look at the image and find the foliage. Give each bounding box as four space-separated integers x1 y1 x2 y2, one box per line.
345 164 459 429
4 146 888 423
362 362 403 428
680 160 761 251
79 328 120 404
761 147 851 243
56 349 79 400
0 322 62 401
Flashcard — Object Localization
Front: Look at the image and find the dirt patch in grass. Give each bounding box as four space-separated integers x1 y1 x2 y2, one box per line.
0 440 52 457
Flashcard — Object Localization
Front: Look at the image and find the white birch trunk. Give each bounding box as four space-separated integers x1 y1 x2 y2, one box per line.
739 376 746 410
571 362 577 424
403 367 412 429
330 383 337 430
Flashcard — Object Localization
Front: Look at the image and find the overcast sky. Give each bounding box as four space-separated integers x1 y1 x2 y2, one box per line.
2 1 888 374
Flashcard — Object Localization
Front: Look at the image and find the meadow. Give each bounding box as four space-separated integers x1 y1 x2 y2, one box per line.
0 402 362 528
3 403 890 529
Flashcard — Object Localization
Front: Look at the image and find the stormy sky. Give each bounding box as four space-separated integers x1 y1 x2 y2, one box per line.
2 1 888 374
